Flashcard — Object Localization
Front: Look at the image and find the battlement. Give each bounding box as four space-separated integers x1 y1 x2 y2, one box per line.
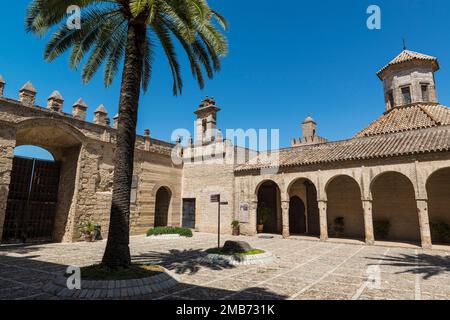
0 75 176 155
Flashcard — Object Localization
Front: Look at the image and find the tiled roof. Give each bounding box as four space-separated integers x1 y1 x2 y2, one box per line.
377 50 438 77
235 126 450 172
355 104 450 138
236 103 450 172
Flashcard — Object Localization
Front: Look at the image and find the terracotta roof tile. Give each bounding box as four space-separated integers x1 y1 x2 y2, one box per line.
355 104 450 138
235 126 450 172
377 50 439 77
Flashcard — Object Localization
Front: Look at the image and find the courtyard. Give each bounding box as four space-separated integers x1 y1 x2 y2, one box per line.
0 233 449 300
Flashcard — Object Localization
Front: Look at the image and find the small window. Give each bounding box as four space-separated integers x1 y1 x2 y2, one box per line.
202 119 207 133
401 86 412 105
387 90 395 108
421 84 430 102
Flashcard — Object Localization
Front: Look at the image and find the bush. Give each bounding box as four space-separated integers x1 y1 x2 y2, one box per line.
231 220 240 228
206 247 265 256
374 220 390 239
146 226 193 238
430 222 450 244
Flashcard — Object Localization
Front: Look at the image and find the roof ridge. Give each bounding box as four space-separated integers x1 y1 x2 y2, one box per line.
419 104 441 125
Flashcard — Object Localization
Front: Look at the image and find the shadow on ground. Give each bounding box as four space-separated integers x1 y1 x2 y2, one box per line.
132 249 235 275
368 253 450 279
0 246 288 300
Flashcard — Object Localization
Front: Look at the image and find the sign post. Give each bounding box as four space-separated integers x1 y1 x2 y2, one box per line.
211 194 228 249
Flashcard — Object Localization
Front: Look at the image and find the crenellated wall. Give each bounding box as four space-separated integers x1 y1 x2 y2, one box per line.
0 79 182 243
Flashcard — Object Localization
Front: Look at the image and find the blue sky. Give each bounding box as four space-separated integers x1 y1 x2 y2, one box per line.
3 0 450 160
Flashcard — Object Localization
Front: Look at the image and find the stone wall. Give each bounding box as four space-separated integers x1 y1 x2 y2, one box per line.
0 94 182 243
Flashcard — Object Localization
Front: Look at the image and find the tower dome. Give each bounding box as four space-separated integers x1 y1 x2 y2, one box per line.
377 49 439 111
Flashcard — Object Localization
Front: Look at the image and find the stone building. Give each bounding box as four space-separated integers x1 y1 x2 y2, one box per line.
0 49 449 249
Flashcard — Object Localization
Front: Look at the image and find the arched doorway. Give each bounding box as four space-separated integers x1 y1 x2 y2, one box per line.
326 175 364 240
256 180 281 234
2 146 60 243
2 122 83 243
371 172 420 243
288 178 320 236
289 196 306 234
154 187 171 227
426 168 450 245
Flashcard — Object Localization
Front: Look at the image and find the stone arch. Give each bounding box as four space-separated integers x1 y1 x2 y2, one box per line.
5 118 84 242
256 180 282 234
426 167 450 245
287 177 320 237
325 175 364 240
154 186 172 227
370 171 420 243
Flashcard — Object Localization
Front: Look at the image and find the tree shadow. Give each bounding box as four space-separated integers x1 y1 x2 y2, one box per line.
367 253 450 280
132 249 236 275
0 243 51 255
0 250 289 300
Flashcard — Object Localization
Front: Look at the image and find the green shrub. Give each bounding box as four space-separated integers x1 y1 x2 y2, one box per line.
79 219 96 235
374 220 390 239
231 220 240 228
430 222 450 244
206 248 265 256
146 226 193 238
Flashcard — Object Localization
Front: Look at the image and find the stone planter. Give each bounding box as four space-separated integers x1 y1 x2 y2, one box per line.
232 227 240 236
199 251 277 266
43 267 177 299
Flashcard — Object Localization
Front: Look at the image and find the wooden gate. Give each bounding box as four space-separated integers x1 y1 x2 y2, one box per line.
2 156 61 243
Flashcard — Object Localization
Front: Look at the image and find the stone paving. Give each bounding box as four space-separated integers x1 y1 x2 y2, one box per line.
0 233 449 300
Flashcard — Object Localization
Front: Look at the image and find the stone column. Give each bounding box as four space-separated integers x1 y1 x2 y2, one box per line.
0 75 6 96
362 200 375 245
19 81 37 107
281 200 290 238
0 133 15 243
417 199 432 249
318 200 328 241
249 198 258 236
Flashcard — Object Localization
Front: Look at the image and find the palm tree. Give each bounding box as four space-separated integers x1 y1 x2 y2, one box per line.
26 0 228 269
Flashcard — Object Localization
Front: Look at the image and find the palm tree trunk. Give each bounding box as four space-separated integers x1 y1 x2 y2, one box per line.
102 23 146 269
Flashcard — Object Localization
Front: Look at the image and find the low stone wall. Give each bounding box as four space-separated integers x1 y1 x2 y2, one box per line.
147 234 183 240
198 251 276 266
43 269 177 299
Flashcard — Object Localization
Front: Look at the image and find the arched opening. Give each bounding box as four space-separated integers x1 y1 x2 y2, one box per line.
2 123 82 243
256 180 281 234
3 145 60 243
426 168 450 245
371 172 420 244
14 145 55 161
289 196 306 234
288 178 320 237
154 187 172 227
326 175 364 240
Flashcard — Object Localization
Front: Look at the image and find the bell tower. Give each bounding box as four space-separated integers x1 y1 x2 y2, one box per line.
194 96 220 145
377 50 440 111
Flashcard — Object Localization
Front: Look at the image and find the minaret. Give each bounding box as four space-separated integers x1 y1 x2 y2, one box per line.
194 96 220 145
377 50 439 111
